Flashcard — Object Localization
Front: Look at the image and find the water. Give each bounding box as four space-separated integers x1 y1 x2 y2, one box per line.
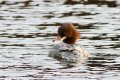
0 0 120 80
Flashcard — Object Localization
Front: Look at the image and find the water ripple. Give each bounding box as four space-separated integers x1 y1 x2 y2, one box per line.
0 0 120 79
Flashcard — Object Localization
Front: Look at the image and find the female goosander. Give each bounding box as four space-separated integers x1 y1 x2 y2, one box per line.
48 23 89 63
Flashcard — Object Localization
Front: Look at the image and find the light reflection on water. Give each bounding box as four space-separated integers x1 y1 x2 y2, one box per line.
0 0 120 80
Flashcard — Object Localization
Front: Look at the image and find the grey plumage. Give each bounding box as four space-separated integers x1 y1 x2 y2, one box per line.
48 42 89 63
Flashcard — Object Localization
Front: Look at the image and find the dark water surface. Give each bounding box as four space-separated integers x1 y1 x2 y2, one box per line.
0 0 120 80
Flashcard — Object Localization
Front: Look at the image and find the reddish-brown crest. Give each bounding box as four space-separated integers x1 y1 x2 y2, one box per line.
58 23 80 44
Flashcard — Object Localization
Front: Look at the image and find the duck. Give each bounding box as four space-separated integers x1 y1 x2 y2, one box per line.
48 23 89 63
